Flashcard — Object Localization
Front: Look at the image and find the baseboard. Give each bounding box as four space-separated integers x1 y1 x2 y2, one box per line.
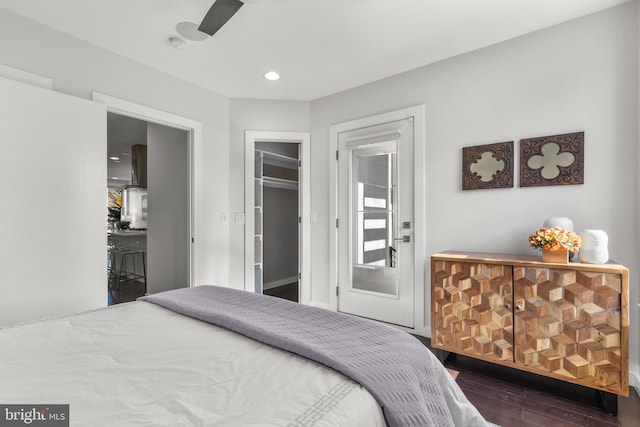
631 369 640 396
306 300 331 310
263 276 298 291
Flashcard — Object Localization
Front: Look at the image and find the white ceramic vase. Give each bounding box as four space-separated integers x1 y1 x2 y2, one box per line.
543 217 574 231
579 229 609 264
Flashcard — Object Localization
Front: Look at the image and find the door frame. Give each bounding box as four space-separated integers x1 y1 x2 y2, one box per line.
329 105 427 335
92 92 200 288
244 131 311 304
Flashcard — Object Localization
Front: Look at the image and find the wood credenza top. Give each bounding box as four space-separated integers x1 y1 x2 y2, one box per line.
432 251 629 275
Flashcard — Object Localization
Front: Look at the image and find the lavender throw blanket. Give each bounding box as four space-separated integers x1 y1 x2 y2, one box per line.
140 285 454 427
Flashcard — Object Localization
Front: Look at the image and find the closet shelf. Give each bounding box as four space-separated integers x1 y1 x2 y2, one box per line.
263 176 298 190
258 150 298 170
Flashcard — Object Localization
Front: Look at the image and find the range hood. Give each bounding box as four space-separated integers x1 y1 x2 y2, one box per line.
121 144 148 229
131 144 147 187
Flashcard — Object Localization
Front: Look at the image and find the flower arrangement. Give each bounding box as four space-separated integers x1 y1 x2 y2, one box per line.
107 193 122 225
107 190 130 230
528 226 582 253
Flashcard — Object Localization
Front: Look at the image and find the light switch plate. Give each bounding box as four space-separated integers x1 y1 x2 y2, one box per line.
234 213 245 224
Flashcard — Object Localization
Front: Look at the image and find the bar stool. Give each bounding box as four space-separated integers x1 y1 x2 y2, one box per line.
108 233 147 294
107 237 118 288
116 248 147 293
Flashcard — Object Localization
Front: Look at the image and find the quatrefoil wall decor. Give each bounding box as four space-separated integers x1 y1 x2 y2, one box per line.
462 141 514 190
519 131 584 187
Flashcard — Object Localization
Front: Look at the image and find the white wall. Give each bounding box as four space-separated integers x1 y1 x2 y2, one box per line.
636 0 640 391
228 99 310 289
147 123 190 294
0 77 106 325
0 8 230 287
311 2 639 381
263 186 299 288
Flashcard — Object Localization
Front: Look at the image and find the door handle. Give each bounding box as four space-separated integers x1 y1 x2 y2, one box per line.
394 236 411 243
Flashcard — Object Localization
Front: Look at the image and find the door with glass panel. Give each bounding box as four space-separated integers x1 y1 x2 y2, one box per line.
337 118 414 328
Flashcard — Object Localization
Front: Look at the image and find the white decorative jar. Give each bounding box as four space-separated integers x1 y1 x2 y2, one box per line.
543 217 574 231
579 229 609 264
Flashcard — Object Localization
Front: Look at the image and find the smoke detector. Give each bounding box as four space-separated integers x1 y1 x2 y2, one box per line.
169 36 187 50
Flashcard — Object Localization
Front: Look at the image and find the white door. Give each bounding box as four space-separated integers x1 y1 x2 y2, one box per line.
0 76 106 325
337 118 414 327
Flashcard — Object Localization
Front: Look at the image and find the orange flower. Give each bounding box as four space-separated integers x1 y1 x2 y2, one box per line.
528 227 581 253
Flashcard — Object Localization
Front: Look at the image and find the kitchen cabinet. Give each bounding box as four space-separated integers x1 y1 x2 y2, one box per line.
431 251 629 413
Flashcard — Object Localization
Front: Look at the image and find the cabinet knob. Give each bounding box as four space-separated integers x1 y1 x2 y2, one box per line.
515 304 523 311
504 303 511 309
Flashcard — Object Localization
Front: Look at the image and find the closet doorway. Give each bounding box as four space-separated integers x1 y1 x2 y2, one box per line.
256 142 299 301
244 131 311 305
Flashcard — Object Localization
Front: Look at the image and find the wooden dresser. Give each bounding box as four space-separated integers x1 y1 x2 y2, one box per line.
430 251 629 413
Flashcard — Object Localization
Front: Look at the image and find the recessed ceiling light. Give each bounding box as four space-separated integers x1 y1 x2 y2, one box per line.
109 156 120 161
176 22 208 42
111 177 119 180
264 71 280 81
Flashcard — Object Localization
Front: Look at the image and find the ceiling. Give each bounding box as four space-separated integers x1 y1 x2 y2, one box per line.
0 0 631 101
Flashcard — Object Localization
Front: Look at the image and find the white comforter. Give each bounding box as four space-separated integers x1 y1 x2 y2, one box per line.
0 301 487 426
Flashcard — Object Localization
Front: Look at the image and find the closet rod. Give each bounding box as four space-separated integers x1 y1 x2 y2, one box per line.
263 176 298 190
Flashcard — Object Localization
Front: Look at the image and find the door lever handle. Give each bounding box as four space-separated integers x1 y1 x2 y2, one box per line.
394 236 411 243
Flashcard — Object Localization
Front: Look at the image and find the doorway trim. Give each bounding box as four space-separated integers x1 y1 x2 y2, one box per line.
244 131 311 304
329 105 427 335
92 92 200 288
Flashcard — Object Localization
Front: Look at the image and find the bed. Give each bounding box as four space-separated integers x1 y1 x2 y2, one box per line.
0 285 490 426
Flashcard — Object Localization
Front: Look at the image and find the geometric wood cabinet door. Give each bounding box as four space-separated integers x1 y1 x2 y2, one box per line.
431 251 629 411
432 259 513 363
513 266 627 395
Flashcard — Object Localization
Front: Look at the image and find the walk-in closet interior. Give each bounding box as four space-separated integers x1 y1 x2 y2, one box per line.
254 142 300 302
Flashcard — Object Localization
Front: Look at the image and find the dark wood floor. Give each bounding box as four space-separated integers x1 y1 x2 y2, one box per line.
449 355 639 427
416 337 640 427
263 282 298 302
109 281 299 305
108 280 146 305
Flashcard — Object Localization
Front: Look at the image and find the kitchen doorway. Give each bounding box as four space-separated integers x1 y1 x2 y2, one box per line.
95 93 198 304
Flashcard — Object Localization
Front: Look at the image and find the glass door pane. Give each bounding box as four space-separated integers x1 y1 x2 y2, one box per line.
351 141 398 297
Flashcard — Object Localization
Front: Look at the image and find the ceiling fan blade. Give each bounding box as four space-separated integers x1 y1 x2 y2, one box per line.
198 0 244 36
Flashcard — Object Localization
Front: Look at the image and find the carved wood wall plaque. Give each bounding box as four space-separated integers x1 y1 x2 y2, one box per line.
462 141 514 190
520 131 584 187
